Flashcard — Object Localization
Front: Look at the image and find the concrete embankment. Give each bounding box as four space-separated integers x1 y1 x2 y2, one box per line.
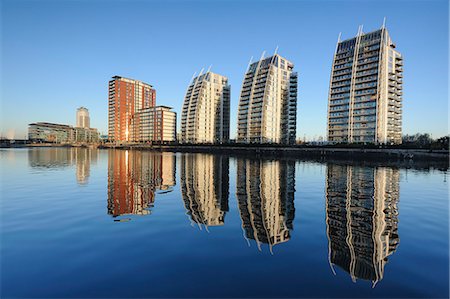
98 144 449 162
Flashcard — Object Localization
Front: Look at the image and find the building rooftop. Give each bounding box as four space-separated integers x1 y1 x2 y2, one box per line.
29 122 72 129
110 75 153 88
339 28 384 43
155 105 174 110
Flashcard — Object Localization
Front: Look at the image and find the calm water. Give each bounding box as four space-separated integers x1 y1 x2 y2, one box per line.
1 148 448 298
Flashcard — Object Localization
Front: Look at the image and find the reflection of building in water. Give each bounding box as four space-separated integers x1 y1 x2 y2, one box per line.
236 159 296 251
180 154 229 227
74 148 98 185
28 148 98 185
28 148 74 168
107 150 176 217
325 164 400 286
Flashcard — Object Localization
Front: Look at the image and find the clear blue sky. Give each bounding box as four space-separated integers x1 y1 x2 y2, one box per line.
1 0 448 140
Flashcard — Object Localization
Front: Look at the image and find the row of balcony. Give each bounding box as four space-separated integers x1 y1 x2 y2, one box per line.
355 69 378 78
354 75 378 84
331 80 351 88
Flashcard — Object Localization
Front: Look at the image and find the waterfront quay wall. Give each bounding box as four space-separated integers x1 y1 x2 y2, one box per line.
99 143 449 162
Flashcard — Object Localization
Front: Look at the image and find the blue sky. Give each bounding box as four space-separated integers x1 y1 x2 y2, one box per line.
1 0 448 140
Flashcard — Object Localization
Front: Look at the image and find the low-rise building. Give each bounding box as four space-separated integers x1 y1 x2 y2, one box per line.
28 122 74 143
73 127 100 143
28 122 100 143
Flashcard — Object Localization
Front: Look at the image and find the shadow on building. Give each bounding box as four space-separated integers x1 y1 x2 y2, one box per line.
180 153 229 229
107 150 176 219
325 164 400 287
236 159 296 253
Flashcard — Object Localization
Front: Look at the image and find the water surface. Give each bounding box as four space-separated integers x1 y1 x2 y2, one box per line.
1 148 448 298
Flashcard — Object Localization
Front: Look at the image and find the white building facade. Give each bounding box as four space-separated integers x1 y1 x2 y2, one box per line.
327 26 403 144
181 71 230 144
237 54 298 144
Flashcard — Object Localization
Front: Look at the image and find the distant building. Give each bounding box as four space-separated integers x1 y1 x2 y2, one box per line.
28 122 74 143
73 127 100 143
237 53 298 144
28 122 99 143
108 76 156 142
76 107 90 128
134 106 177 142
327 25 403 144
181 71 230 144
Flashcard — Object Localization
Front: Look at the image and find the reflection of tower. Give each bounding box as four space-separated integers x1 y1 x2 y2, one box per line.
325 164 400 286
107 150 176 217
236 159 296 251
74 148 98 185
180 154 229 227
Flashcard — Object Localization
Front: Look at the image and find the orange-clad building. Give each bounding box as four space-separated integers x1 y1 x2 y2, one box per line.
108 76 156 142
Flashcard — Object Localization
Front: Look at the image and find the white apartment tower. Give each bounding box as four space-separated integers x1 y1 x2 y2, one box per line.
237 53 298 144
181 71 230 144
76 107 90 128
327 25 403 144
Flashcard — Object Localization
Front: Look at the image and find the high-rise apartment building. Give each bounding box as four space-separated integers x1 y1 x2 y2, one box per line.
237 53 298 144
76 107 90 129
327 26 403 144
181 71 230 144
108 76 156 142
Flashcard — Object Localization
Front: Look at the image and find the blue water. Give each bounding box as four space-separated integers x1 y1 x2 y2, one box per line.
0 148 448 298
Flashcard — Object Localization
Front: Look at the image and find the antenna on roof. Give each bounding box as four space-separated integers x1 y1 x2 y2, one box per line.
190 72 197 83
246 56 253 72
337 32 342 43
382 17 386 29
260 50 266 60
274 45 279 55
